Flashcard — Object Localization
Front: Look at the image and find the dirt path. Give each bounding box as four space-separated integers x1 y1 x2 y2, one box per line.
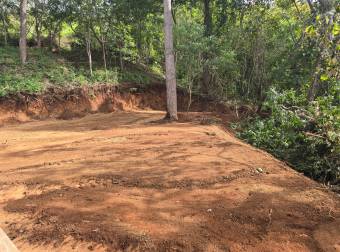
0 111 339 252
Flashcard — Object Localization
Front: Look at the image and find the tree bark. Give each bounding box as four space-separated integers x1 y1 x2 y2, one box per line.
292 0 301 16
307 4 335 101
163 0 178 120
119 46 124 70
101 38 108 80
19 0 28 64
36 29 42 48
217 0 227 32
58 32 61 52
202 0 213 97
307 72 321 101
48 30 53 50
1 8 8 46
2 18 7 46
35 16 42 48
204 0 213 37
85 29 93 77
89 26 108 78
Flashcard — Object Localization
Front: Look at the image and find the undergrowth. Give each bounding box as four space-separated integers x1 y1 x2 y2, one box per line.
234 89 340 185
0 47 156 96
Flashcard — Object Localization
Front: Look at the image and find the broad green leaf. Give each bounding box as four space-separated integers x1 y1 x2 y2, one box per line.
332 23 340 36
305 25 315 35
320 74 329 81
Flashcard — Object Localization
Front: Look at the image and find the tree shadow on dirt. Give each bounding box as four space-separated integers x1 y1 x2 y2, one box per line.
4 171 339 252
3 111 162 133
1 131 249 182
3 111 231 133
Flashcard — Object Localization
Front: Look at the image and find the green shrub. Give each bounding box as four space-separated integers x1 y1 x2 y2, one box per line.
92 69 119 84
236 89 339 184
0 47 156 96
0 73 42 95
120 71 151 85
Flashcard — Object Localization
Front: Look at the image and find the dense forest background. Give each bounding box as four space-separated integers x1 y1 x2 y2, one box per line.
0 0 339 185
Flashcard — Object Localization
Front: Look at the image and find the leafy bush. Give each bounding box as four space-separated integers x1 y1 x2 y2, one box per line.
174 12 239 102
236 89 339 184
0 74 42 96
92 69 119 84
119 71 151 85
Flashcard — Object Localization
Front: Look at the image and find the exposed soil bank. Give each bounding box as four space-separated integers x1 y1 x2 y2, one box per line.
0 84 237 126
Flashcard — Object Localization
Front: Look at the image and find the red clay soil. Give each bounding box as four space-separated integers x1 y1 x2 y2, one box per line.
0 84 236 126
0 90 339 252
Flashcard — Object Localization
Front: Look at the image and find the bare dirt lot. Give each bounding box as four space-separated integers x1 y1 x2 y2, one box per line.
0 111 339 252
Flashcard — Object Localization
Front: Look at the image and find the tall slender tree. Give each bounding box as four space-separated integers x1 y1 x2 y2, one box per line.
19 0 27 64
307 0 336 101
0 1 10 46
163 0 178 120
202 0 212 96
31 0 47 48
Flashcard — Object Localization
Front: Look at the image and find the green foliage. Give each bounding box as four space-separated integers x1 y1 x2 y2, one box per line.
236 89 339 184
0 74 42 96
0 47 150 96
0 47 44 95
172 1 319 102
92 69 119 84
175 13 205 95
174 9 239 101
119 70 151 85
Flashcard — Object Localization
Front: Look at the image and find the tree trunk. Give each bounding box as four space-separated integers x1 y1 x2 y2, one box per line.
2 19 7 46
163 0 178 121
307 72 321 101
119 39 124 70
204 0 213 37
101 38 108 81
119 48 124 70
292 0 301 16
136 20 143 63
58 32 61 52
307 4 335 101
19 0 28 64
217 0 227 32
85 30 93 77
307 48 323 101
48 30 53 49
35 17 42 48
202 0 213 97
3 30 7 46
36 30 42 48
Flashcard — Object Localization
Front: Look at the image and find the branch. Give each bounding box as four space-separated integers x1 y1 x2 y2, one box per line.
304 132 326 139
89 25 102 44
